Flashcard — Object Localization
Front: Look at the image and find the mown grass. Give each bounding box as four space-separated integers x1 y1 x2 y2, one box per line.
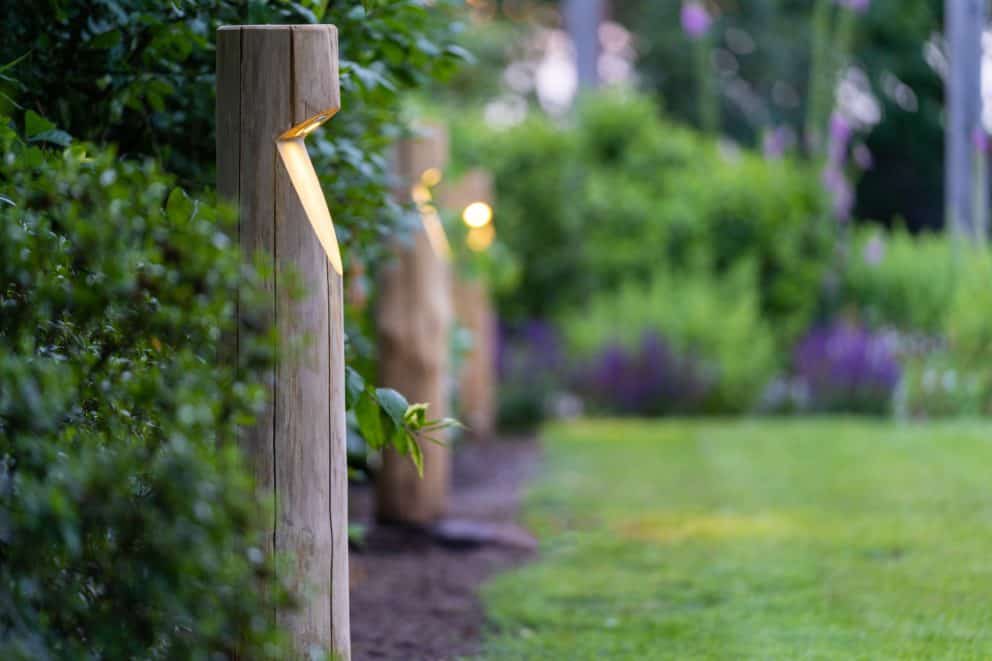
478 419 992 659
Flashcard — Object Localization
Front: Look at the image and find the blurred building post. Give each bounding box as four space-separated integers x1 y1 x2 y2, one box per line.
441 170 498 442
945 0 988 242
564 0 605 88
216 25 350 658
375 123 453 526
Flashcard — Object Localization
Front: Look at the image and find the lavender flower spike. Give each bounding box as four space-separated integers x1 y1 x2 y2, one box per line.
681 2 712 40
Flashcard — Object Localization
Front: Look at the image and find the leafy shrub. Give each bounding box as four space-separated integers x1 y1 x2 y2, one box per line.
841 226 956 332
579 332 710 416
791 322 901 414
2 0 470 403
945 249 992 365
454 91 831 344
0 121 291 656
562 263 778 413
895 250 992 419
896 351 992 419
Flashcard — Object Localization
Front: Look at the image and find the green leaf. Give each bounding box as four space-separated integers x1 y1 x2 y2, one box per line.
0 52 30 73
166 188 194 222
403 435 424 477
354 389 385 449
403 402 429 427
24 110 55 138
90 29 122 50
375 387 409 428
345 366 365 409
30 129 72 147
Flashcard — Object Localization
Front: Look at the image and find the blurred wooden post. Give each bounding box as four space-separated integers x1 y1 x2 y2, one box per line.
216 25 350 658
946 0 988 242
375 123 453 525
441 170 497 441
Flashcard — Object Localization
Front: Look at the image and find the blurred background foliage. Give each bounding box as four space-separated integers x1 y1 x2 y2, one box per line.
433 0 992 425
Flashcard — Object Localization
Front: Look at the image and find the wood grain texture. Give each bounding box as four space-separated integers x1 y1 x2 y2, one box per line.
290 25 350 656
215 28 241 405
217 24 349 659
375 130 453 525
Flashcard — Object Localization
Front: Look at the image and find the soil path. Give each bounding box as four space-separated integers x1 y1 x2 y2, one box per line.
349 439 540 660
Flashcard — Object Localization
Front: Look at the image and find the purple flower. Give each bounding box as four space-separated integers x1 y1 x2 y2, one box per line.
972 127 989 153
681 2 712 40
837 0 870 13
853 143 873 170
762 126 791 159
822 164 853 221
863 234 886 266
827 112 852 166
583 331 710 415
793 321 900 414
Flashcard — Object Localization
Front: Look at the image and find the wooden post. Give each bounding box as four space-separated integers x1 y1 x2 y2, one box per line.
216 25 350 658
375 123 453 526
946 0 988 242
440 170 497 441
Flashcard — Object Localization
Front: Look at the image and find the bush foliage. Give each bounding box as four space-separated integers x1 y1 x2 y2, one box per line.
0 119 291 657
563 263 778 414
455 92 832 345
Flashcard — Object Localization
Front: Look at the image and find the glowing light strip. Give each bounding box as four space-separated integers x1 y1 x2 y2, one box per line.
421 207 452 260
276 137 343 275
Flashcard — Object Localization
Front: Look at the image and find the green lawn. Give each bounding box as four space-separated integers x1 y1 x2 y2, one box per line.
478 419 992 659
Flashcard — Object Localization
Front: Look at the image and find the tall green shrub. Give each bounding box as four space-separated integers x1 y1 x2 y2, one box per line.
455 91 830 344
841 226 956 332
0 119 290 657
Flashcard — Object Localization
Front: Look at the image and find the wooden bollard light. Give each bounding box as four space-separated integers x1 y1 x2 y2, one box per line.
442 170 497 441
216 25 350 658
376 123 454 526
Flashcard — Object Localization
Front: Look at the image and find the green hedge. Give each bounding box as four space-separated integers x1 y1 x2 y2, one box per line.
454 91 832 346
0 119 290 657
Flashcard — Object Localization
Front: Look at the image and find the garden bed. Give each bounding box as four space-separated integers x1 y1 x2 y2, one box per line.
349 438 539 660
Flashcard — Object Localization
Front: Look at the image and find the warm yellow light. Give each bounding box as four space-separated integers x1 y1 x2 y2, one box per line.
466 223 495 252
420 167 443 187
462 201 493 229
421 207 452 260
279 110 336 140
276 138 343 275
411 184 432 205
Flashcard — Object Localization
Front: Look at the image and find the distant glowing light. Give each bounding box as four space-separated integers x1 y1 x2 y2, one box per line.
462 201 493 229
420 167 443 187
466 223 495 252
411 184 432 205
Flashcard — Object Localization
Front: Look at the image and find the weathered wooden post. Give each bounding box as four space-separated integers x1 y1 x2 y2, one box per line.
441 170 497 441
216 25 350 657
375 122 453 526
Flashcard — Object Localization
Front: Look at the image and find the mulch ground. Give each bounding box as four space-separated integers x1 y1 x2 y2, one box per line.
349 438 540 661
